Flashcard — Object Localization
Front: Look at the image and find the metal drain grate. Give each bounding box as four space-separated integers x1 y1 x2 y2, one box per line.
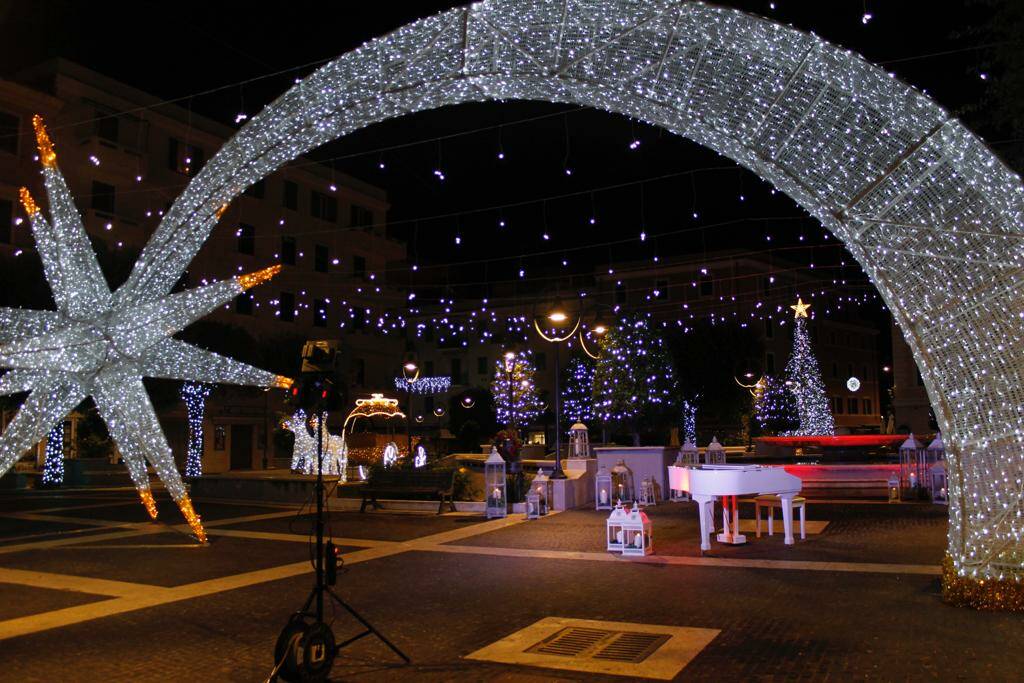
526 627 670 663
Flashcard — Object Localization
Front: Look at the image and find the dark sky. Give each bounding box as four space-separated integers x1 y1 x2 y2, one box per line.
0 1 1002 315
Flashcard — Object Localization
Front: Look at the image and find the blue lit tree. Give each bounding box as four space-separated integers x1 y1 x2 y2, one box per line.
491 351 543 430
592 315 676 445
784 300 835 436
560 356 595 425
41 422 65 485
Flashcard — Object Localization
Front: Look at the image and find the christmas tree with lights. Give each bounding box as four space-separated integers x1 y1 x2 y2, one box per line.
783 298 835 436
41 422 65 486
491 351 544 430
592 314 676 444
755 375 800 435
561 356 595 425
182 382 212 478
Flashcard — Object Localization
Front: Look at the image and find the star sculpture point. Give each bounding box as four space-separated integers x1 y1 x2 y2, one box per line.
0 115 288 542
791 297 811 319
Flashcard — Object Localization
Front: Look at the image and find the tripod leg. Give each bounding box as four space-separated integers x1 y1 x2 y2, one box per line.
327 588 411 663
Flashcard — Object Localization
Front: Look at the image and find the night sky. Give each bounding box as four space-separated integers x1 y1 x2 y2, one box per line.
0 1 1003 316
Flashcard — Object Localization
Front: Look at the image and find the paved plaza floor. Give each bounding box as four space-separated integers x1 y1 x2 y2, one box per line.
0 488 1019 681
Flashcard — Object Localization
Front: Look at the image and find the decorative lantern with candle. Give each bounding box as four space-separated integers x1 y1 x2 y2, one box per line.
485 447 507 519
705 436 726 465
595 466 613 510
638 477 657 507
569 422 590 458
610 459 635 503
888 473 900 503
671 441 699 501
930 461 948 504
532 469 549 516
898 434 925 490
606 500 627 552
924 432 945 494
621 504 653 557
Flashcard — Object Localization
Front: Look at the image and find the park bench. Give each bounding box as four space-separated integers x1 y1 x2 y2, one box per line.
359 468 457 514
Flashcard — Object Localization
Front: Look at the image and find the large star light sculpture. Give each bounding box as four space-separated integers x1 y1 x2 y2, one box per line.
0 117 292 542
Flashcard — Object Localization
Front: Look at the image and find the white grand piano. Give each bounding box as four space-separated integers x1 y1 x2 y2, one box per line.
668 464 803 551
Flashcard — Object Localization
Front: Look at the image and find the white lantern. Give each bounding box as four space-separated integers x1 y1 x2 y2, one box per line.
924 432 945 494
526 489 541 519
382 442 399 469
888 473 900 503
606 500 627 552
569 422 590 458
671 441 699 501
705 436 726 465
532 469 549 516
930 461 948 504
485 448 507 519
621 504 653 557
595 466 612 510
898 434 924 490
610 459 635 503
638 477 657 506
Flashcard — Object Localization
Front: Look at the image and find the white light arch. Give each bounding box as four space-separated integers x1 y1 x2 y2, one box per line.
119 1 1024 582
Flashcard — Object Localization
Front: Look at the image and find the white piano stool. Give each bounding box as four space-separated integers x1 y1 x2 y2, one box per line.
755 494 807 541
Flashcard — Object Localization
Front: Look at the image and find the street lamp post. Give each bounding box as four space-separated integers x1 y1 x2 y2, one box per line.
533 299 581 481
402 359 419 463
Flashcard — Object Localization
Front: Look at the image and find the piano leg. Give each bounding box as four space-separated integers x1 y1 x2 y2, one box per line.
779 492 795 545
716 496 748 545
694 494 714 552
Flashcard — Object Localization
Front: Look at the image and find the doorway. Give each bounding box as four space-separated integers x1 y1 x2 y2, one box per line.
230 425 253 470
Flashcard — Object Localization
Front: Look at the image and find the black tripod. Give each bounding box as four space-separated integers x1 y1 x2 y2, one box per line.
273 404 409 682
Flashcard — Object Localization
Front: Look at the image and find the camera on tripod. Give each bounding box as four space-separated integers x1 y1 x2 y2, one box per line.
288 341 343 414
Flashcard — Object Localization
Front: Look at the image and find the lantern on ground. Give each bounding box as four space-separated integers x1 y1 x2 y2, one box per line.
485 448 507 519
888 473 900 503
383 442 399 469
595 466 612 510
930 461 948 504
569 422 590 458
611 459 635 503
621 504 653 557
638 477 657 506
606 500 627 552
898 434 924 489
532 469 549 516
671 441 700 502
924 432 945 494
705 436 726 465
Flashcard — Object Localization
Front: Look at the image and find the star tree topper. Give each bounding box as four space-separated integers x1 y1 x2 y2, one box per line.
790 297 811 319
0 117 291 541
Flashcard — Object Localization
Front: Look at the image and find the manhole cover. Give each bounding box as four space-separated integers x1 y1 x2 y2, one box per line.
465 617 719 680
526 626 670 663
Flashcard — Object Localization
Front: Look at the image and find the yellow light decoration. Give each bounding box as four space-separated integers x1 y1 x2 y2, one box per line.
18 187 39 216
177 494 207 543
214 203 229 220
790 297 811 319
138 488 158 520
237 264 281 290
344 393 406 432
32 115 56 168
273 375 294 389
942 555 1024 612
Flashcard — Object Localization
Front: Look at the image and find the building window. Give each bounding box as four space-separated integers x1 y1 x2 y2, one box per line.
764 317 774 339
243 179 265 199
847 397 859 414
280 236 296 265
0 111 18 155
168 138 204 176
615 283 627 305
237 224 255 255
861 365 868 380
353 255 366 279
653 279 668 299
350 204 373 229
234 293 253 315
352 358 365 386
477 356 488 375
314 298 327 327
96 112 119 144
352 308 366 330
0 199 11 243
314 244 328 273
832 362 838 378
310 191 338 222
535 353 547 371
91 181 116 214
424 360 434 376
283 181 298 211
424 395 434 415
833 396 844 414
699 274 713 297
278 292 295 322
863 398 872 415
765 352 775 375
450 358 462 383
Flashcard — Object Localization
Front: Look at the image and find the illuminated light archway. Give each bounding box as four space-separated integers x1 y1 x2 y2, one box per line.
116 1 1024 586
